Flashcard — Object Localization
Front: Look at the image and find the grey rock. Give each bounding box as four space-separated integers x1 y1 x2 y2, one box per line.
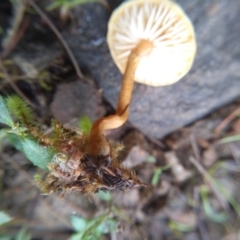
51 78 105 124
64 0 240 138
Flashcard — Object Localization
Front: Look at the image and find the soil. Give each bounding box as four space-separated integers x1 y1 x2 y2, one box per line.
1 0 240 240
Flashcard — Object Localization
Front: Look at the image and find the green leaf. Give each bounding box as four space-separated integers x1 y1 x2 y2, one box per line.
21 137 54 170
8 135 54 170
97 191 111 201
15 227 31 240
0 211 12 226
207 168 240 216
0 129 9 151
0 96 14 127
70 213 114 239
79 116 92 134
208 211 227 223
70 215 88 232
145 155 156 163
151 165 170 186
168 221 193 232
47 1 65 11
219 134 240 144
151 168 162 186
200 186 227 223
0 235 11 240
68 0 108 8
7 134 24 151
96 219 116 234
0 129 8 140
70 232 84 240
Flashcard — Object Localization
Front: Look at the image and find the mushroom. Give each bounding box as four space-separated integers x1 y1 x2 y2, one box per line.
87 0 196 156
108 0 196 86
37 0 196 195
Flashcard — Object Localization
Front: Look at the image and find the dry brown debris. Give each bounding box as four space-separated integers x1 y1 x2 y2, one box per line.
36 124 145 195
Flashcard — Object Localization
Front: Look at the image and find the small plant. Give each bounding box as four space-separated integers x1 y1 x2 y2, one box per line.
207 162 240 216
70 212 116 240
79 116 92 134
0 211 12 226
199 185 227 223
145 155 156 163
0 95 143 195
0 211 31 240
219 134 240 144
168 220 193 238
97 190 112 202
0 95 54 170
151 165 170 186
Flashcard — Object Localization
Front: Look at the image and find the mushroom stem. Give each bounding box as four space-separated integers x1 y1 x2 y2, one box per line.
87 40 153 156
116 39 153 115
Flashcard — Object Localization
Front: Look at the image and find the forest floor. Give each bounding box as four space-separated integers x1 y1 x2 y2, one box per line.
1 0 240 240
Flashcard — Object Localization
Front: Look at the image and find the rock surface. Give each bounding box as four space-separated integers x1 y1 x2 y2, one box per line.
64 0 240 138
51 78 105 124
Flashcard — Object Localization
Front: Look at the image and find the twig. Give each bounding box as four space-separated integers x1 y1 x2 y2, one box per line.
190 134 240 217
215 106 240 133
146 135 167 150
28 0 84 80
0 59 37 108
0 17 30 59
189 156 227 211
190 134 229 210
0 75 30 90
190 134 201 161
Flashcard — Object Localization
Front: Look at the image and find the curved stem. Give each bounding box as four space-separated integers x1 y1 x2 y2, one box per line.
87 40 153 156
116 40 153 115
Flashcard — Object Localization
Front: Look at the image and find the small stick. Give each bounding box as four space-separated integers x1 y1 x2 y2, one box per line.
0 17 30 59
0 75 30 91
189 135 228 210
146 135 167 150
189 156 227 211
190 134 201 161
215 106 240 133
28 0 84 80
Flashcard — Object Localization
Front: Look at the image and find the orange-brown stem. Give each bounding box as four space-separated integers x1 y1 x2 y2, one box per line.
87 40 153 156
116 40 153 115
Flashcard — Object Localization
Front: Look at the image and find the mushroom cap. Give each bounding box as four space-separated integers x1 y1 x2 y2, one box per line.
107 0 196 86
